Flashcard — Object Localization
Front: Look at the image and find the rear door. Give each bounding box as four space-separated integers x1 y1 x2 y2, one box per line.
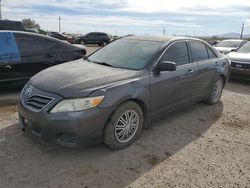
85 33 95 43
9 33 60 81
150 41 199 117
188 41 219 97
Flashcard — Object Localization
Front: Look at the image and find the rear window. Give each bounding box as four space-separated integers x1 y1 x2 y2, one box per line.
207 47 217 59
189 41 209 62
15 33 58 54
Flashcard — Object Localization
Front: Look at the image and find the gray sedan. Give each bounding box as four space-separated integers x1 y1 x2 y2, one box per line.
18 36 230 150
214 39 247 54
228 42 250 80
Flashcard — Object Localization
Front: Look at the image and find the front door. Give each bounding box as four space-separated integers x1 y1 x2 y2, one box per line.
0 32 21 86
150 41 198 117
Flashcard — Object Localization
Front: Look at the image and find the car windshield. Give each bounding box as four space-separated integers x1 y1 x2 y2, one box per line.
236 42 250 53
88 39 162 70
216 40 241 48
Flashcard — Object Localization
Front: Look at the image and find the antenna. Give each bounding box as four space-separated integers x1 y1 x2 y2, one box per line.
240 22 244 39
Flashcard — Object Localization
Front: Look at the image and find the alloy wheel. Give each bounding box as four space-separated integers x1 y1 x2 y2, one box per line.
212 79 223 101
114 110 139 143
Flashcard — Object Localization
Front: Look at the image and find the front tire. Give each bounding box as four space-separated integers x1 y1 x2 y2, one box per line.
205 77 224 105
103 101 143 150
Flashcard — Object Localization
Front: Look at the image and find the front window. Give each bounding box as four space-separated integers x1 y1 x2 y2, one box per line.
236 42 250 53
160 41 190 66
216 40 242 48
88 39 162 70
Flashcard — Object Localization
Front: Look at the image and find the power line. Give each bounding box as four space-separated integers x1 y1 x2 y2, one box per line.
0 0 2 20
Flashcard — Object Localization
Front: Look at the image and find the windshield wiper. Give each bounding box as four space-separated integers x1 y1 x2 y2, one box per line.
94 61 116 68
84 58 117 68
83 57 92 62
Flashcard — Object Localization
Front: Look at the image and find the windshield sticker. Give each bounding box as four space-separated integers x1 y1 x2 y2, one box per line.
0 32 21 63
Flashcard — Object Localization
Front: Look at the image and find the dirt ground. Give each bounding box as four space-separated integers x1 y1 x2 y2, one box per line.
0 78 249 186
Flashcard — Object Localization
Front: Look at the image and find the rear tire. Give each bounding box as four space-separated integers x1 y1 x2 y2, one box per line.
103 101 143 150
80 40 85 45
204 77 224 105
101 41 107 46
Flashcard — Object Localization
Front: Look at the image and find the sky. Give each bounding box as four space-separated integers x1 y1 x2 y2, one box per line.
1 0 250 36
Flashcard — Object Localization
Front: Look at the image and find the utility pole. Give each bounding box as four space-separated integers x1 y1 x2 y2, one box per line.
240 22 244 39
0 0 2 20
58 16 62 33
163 27 165 36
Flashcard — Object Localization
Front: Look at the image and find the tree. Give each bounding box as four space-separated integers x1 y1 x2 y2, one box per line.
22 18 40 30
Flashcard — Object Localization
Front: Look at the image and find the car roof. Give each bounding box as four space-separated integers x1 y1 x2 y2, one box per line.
0 20 22 23
0 30 81 48
0 30 47 37
221 39 245 42
124 35 194 43
87 32 107 34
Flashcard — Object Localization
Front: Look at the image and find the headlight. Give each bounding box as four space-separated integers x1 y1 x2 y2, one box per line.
50 96 104 113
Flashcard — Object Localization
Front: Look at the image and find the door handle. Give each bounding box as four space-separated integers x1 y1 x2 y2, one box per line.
187 69 194 74
0 65 12 69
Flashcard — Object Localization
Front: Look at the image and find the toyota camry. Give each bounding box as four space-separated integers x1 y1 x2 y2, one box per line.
18 36 230 150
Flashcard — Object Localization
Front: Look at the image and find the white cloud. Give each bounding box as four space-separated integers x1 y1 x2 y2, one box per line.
124 0 250 12
1 0 250 35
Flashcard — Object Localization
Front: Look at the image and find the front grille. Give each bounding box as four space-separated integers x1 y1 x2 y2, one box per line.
25 95 53 111
231 72 250 80
231 61 250 69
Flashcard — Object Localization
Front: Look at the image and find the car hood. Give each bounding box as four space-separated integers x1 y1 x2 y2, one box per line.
214 47 236 53
30 59 138 98
228 52 250 62
72 44 86 50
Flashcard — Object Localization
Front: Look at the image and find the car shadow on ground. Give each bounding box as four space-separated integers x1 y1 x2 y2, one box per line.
0 102 223 188
225 78 250 95
0 86 22 106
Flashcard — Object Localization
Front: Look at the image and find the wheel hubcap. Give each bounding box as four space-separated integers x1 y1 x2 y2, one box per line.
212 79 223 101
115 110 139 143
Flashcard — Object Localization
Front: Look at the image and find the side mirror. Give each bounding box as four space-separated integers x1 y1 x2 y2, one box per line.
155 61 176 72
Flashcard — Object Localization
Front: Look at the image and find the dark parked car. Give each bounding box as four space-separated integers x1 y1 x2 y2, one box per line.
75 32 111 46
19 36 230 150
48 32 75 44
207 40 219 46
25 29 37 33
228 42 250 80
0 31 86 87
0 20 25 31
214 39 247 54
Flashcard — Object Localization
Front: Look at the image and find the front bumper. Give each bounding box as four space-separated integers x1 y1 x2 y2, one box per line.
18 85 114 147
230 67 250 80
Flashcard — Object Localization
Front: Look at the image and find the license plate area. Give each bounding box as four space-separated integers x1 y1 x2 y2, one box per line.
19 114 28 131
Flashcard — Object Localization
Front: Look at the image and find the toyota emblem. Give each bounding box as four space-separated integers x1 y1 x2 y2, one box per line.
24 87 32 97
